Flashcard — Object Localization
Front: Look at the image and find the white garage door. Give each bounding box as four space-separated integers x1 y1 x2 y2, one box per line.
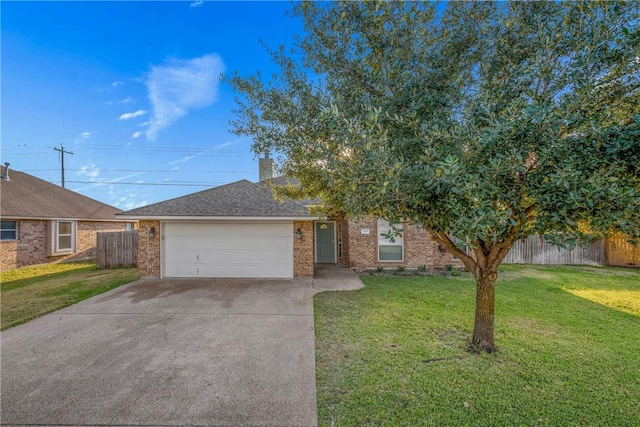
163 222 293 278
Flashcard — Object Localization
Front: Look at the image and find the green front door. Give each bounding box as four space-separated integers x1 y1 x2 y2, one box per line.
315 222 335 263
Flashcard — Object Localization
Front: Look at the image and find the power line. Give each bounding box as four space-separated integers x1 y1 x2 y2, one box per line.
23 168 248 173
3 145 237 153
65 181 223 187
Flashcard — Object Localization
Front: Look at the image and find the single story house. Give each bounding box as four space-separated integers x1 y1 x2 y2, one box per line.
117 156 461 279
0 164 136 270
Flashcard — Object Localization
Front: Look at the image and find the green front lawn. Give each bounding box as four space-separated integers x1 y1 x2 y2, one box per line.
1 261 138 330
314 265 640 426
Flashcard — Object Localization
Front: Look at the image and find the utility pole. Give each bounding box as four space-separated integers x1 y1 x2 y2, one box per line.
53 145 74 188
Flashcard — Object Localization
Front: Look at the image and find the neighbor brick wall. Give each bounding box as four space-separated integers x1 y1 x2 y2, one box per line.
0 219 130 271
137 220 161 277
293 221 314 278
77 221 132 260
347 217 463 270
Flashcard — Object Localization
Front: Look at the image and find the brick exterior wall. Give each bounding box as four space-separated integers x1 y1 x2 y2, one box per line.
0 219 131 271
130 217 460 279
136 220 314 278
137 220 161 277
345 218 377 268
293 221 314 278
346 217 462 270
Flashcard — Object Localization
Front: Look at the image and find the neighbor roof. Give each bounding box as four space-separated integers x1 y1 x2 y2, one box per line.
118 179 314 218
0 166 123 220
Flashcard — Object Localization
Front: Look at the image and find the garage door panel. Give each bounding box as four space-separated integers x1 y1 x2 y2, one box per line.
163 222 294 278
165 263 198 278
164 250 198 263
251 236 291 250
252 224 289 236
197 263 291 278
192 237 230 250
197 249 290 264
164 235 195 247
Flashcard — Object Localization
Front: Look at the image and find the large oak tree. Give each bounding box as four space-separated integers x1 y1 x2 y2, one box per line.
228 1 640 352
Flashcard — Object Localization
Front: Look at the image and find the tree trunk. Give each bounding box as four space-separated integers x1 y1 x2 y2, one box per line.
471 270 497 353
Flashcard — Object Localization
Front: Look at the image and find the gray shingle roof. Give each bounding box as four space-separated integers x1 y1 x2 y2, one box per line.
0 166 122 220
257 176 322 207
119 179 312 218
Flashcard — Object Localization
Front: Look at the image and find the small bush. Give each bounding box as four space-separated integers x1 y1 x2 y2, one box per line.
394 266 407 275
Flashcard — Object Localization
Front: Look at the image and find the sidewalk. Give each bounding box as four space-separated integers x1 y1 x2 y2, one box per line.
312 264 365 293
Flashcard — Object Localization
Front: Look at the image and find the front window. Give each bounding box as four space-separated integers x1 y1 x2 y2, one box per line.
48 220 76 255
451 236 469 260
378 219 404 262
57 221 73 251
1 221 17 241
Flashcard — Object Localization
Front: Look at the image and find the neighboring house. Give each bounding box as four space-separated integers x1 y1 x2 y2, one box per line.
0 164 136 270
117 156 461 279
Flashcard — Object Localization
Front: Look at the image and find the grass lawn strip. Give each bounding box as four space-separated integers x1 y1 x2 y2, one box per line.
1 261 138 330
314 265 640 426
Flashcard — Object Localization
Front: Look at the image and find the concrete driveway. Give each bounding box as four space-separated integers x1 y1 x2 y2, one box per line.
1 277 327 426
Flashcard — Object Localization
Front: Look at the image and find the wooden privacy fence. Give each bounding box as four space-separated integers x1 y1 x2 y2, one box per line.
96 230 138 268
605 235 640 267
503 235 605 266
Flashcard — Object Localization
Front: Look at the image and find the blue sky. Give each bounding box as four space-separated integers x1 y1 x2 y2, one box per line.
2 1 303 210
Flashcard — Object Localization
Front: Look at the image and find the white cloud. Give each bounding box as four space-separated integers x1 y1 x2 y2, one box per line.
112 81 124 87
71 172 143 192
167 142 235 166
110 187 148 210
122 200 148 210
169 155 196 165
213 141 234 149
81 132 91 139
119 110 147 120
107 97 134 105
132 131 143 139
78 164 100 180
145 54 225 140
190 1 204 7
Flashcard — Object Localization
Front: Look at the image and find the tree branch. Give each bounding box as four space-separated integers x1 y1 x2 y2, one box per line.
428 230 477 272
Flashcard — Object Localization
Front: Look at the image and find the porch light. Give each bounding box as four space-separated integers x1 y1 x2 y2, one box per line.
295 228 303 239
149 226 156 239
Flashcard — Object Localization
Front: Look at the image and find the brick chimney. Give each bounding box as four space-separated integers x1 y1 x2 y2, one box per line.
259 154 274 181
